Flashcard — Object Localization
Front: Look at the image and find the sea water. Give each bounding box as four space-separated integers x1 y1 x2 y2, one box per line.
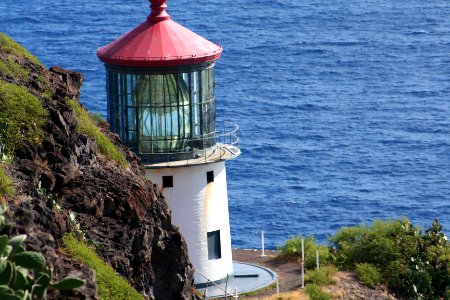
1 0 449 249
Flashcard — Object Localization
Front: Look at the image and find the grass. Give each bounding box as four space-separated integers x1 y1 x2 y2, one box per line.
0 57 29 80
259 290 309 300
62 233 144 300
0 33 44 67
278 236 332 269
304 284 332 300
239 282 277 298
0 79 48 156
305 266 338 286
68 99 128 167
0 164 14 197
90 112 106 123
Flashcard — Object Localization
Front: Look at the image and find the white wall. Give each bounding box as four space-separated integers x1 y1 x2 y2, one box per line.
145 161 233 284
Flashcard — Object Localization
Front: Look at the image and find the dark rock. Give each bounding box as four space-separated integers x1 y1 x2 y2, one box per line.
1 43 194 299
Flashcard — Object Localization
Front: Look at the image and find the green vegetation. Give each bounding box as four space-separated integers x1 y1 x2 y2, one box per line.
0 206 84 299
278 236 331 269
90 112 106 123
68 99 127 167
36 76 54 100
278 219 449 298
0 80 48 156
0 165 14 197
355 263 382 288
305 265 337 286
279 237 336 299
330 219 450 299
0 58 29 81
304 284 331 300
0 33 43 67
63 233 144 300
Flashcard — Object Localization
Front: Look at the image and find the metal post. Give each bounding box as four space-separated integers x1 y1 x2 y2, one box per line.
301 238 305 289
234 288 238 299
261 230 266 257
276 277 280 295
224 274 229 300
316 249 320 269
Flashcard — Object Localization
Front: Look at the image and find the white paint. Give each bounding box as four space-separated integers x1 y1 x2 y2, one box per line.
316 249 320 269
301 238 305 289
145 161 233 284
261 230 266 257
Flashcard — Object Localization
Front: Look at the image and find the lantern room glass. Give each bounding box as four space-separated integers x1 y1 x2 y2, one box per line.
105 64 216 164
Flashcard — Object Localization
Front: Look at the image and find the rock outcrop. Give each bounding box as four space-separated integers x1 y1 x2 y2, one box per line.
0 35 194 299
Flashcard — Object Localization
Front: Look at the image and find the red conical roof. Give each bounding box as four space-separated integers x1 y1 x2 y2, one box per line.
97 0 222 67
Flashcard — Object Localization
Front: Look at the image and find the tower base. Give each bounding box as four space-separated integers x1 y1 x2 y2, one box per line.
145 161 233 284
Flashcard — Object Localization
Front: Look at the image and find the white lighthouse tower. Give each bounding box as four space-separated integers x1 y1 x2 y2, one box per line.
97 0 240 285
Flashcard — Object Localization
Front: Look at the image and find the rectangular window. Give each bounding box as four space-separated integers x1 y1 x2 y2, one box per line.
162 176 173 188
206 171 214 183
207 230 221 260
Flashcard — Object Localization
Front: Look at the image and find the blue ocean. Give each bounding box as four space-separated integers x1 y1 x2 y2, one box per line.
1 0 449 249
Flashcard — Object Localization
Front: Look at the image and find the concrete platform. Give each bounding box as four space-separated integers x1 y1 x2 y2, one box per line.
196 262 277 298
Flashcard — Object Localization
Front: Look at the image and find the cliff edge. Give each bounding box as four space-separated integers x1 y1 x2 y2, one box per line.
0 33 194 299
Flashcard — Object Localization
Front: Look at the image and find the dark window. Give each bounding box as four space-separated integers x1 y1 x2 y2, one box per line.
207 230 221 260
206 171 214 183
162 176 173 188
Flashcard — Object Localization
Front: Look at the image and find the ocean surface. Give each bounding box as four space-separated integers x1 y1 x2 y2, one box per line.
1 0 449 249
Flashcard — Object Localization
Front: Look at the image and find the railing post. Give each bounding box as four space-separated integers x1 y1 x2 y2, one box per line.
261 230 266 257
301 238 305 289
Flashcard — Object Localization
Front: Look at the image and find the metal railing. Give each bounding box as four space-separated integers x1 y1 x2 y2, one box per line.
195 269 236 299
141 120 240 166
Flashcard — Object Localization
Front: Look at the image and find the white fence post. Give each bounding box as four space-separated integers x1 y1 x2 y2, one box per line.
261 230 266 257
316 249 320 269
276 277 280 295
301 238 305 289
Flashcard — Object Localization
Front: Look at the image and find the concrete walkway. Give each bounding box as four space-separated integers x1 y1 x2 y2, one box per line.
197 261 276 298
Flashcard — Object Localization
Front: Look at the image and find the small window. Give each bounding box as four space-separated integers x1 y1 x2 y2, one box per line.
206 171 214 183
162 176 173 188
207 230 221 260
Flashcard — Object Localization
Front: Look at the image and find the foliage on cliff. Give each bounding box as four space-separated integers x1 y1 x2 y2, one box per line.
0 33 43 67
279 219 449 299
0 33 194 299
67 99 127 167
63 233 144 300
330 219 450 299
0 80 48 156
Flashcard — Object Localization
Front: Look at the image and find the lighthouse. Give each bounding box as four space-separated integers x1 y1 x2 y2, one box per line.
97 0 240 285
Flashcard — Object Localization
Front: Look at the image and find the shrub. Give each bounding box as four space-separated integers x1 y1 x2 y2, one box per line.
0 205 84 299
330 219 450 298
355 263 382 288
0 80 48 156
304 284 332 300
68 99 127 167
330 219 421 270
278 236 331 269
305 265 338 286
0 33 43 67
63 233 144 300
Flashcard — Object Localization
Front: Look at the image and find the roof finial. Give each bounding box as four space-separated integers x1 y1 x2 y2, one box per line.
148 0 171 23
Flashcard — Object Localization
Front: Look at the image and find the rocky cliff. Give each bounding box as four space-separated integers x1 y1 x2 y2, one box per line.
0 33 194 299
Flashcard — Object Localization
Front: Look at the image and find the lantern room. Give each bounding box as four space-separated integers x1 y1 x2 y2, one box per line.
97 0 224 164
